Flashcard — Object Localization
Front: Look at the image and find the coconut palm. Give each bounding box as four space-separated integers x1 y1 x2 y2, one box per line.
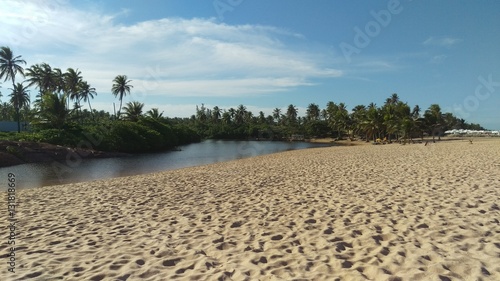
235 104 246 125
0 102 15 120
79 81 97 121
306 103 320 121
227 108 236 123
111 75 133 119
258 111 266 124
222 111 231 124
390 93 399 104
286 104 298 124
38 92 72 129
26 63 63 106
64 68 82 108
326 101 348 138
124 101 143 121
335 102 349 139
25 64 42 90
123 101 144 122
0 46 26 89
360 103 383 141
9 83 30 132
412 105 421 119
52 67 66 94
212 106 221 123
424 104 443 141
272 108 281 124
350 105 367 138
146 108 163 120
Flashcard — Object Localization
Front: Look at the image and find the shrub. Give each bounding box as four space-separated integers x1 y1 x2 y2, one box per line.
138 118 178 148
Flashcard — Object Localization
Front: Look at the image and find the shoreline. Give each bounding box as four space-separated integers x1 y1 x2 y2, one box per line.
1 139 332 190
0 136 485 169
3 138 499 280
0 140 130 168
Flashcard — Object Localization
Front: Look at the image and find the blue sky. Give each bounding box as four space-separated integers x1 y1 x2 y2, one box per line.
1 0 499 129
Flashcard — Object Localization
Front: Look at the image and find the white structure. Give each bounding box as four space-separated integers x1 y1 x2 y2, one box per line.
444 129 500 136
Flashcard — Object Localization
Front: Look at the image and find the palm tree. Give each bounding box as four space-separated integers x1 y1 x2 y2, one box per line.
350 105 366 138
64 68 82 109
26 63 62 105
227 108 236 123
38 92 72 129
272 108 281 124
244 111 253 124
212 106 221 123
258 111 266 124
52 67 65 94
79 81 97 121
335 103 349 139
0 102 15 120
306 103 320 121
25 64 43 91
424 104 443 141
412 105 421 119
286 104 298 124
360 103 383 142
9 83 30 132
111 75 133 119
326 101 348 138
390 93 399 104
235 104 246 125
123 101 144 122
146 108 164 120
0 46 26 89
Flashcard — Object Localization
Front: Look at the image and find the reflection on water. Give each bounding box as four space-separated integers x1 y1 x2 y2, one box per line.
0 140 331 190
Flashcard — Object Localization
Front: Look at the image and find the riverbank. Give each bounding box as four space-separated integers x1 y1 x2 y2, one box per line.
0 140 129 168
3 138 500 280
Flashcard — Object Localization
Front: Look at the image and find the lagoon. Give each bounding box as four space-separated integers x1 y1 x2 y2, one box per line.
0 140 331 190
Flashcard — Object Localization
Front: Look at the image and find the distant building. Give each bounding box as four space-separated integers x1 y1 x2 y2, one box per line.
444 129 500 136
0 121 30 132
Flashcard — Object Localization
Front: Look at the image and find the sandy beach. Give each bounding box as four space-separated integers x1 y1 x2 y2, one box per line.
2 138 500 280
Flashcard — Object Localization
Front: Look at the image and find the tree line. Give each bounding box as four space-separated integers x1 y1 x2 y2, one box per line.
0 46 199 153
187 95 484 142
0 45 485 153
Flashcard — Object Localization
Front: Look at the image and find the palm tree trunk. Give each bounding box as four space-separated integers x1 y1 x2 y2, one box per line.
118 99 123 119
11 79 21 133
88 100 95 121
117 93 123 119
16 108 21 133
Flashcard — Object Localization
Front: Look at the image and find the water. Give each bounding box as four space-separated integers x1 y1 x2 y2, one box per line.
0 140 331 190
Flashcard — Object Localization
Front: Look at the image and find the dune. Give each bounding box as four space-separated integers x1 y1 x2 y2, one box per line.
2 138 499 280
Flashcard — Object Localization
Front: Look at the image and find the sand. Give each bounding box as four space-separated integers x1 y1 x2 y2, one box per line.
2 138 499 280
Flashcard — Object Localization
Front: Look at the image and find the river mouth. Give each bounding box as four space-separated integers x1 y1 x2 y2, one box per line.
0 140 332 190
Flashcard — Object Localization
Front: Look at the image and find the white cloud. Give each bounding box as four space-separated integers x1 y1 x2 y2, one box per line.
1 0 342 99
422 36 462 47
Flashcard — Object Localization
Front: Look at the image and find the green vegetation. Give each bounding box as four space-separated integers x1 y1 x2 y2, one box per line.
0 46 486 154
188 94 485 142
0 46 200 153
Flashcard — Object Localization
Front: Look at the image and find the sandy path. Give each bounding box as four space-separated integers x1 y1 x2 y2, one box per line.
2 138 499 280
